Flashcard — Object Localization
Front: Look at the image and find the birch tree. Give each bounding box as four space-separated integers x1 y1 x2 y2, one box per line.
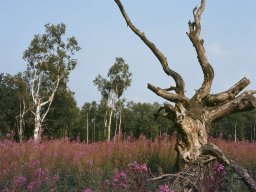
108 58 132 138
23 23 80 141
93 57 131 141
12 73 31 142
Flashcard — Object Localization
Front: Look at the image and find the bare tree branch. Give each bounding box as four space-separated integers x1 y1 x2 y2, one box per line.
209 90 256 122
154 102 176 120
31 71 36 102
205 77 250 106
187 0 214 101
41 76 61 122
114 0 185 95
36 75 42 98
148 83 189 105
163 86 177 92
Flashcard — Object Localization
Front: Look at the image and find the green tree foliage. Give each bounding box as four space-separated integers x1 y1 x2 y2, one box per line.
23 23 80 141
0 73 33 140
211 109 256 141
46 88 80 139
0 73 19 136
108 57 132 98
78 100 175 142
93 57 132 141
122 102 174 139
80 101 101 142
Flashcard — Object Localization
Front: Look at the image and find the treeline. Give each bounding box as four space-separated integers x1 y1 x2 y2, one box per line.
1 23 256 142
211 110 256 142
0 73 174 141
0 70 255 142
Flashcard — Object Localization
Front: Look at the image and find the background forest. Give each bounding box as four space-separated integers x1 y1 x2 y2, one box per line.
1 52 255 143
0 21 255 142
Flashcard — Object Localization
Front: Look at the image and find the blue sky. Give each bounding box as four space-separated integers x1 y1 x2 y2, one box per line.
0 0 255 107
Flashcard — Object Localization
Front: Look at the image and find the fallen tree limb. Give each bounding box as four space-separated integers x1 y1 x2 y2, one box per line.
230 159 256 192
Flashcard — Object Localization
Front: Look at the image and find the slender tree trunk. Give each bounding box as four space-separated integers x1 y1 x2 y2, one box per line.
91 121 93 143
253 115 256 142
18 117 23 142
114 117 118 140
234 120 238 143
104 110 108 137
107 109 113 141
93 118 95 142
86 112 89 143
18 102 24 142
18 100 28 142
34 104 42 141
118 108 122 136
251 123 253 142
253 122 256 142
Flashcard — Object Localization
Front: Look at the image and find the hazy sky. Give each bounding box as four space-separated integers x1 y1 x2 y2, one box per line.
1 1 256 107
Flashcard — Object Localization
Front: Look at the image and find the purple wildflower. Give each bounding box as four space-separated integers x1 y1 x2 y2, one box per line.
214 162 225 174
128 162 148 173
83 188 93 192
159 184 171 192
53 174 60 182
27 183 34 192
113 169 127 190
102 179 110 190
31 159 41 168
15 176 26 185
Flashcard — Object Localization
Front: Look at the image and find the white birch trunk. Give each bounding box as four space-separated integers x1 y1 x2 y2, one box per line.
114 117 118 141
34 104 42 141
254 114 256 142
118 108 122 136
86 112 89 143
107 109 113 141
234 120 237 143
31 75 60 141
18 117 23 142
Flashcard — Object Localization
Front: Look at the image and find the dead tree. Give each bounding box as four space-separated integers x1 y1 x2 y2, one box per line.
114 0 256 191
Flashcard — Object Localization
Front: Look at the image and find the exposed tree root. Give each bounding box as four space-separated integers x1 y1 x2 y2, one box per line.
150 143 256 192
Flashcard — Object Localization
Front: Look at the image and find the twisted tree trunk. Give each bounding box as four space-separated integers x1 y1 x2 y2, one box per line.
115 0 256 167
114 0 256 190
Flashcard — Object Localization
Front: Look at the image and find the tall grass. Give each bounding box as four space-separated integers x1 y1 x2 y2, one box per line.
213 139 256 179
0 137 256 191
0 136 176 191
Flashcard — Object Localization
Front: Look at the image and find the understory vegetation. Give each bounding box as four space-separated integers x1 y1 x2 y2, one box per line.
0 136 255 191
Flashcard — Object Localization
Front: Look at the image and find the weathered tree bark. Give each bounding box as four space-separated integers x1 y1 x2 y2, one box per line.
115 0 256 190
114 0 256 167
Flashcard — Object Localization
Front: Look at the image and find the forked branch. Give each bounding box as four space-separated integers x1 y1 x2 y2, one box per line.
148 83 189 105
114 0 185 96
188 0 214 101
209 90 256 122
205 77 250 106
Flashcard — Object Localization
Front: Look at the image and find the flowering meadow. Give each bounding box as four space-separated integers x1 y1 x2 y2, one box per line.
0 136 256 191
